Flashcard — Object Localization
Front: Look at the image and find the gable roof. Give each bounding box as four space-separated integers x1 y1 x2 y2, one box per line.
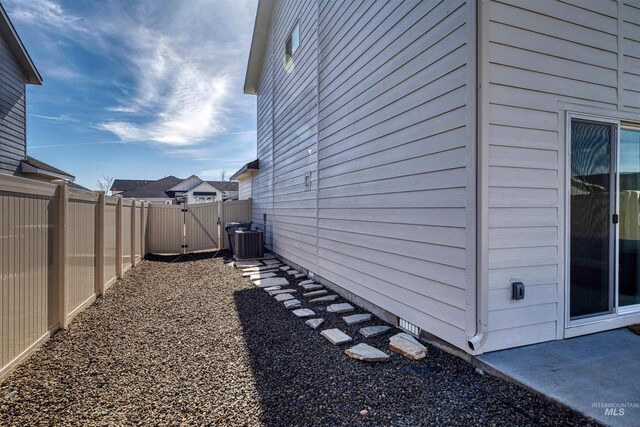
0 4 42 85
120 176 183 199
206 180 238 192
21 156 74 180
167 175 203 192
111 179 153 192
244 0 274 95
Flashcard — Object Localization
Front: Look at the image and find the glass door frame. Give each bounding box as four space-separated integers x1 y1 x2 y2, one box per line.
565 112 640 329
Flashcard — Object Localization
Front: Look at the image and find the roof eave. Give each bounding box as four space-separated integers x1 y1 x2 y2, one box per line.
20 161 74 181
0 4 42 85
230 159 259 181
243 0 274 95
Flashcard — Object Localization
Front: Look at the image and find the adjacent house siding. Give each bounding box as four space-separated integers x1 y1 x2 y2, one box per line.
238 178 252 200
483 0 640 351
0 33 26 175
315 0 474 350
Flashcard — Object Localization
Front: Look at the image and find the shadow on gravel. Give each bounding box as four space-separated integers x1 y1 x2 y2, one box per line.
145 250 231 263
234 287 598 427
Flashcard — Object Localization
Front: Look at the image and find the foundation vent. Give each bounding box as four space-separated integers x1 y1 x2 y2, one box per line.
398 318 420 337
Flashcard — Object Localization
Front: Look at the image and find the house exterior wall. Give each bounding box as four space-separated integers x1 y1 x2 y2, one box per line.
238 177 252 200
481 0 640 351
252 0 476 351
0 32 26 175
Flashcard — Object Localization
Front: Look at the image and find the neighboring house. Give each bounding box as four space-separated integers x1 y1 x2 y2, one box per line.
0 4 78 186
231 159 259 200
244 0 640 354
113 175 239 204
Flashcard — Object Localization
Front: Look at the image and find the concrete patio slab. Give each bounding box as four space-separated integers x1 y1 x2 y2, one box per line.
477 328 640 426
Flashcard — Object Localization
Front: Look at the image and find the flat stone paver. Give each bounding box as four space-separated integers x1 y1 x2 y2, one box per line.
249 272 277 280
242 269 277 277
303 290 328 298
274 293 295 302
309 295 338 303
241 265 276 273
267 289 296 296
326 303 354 314
286 270 300 276
342 313 372 325
292 273 306 279
298 279 314 285
278 266 291 271
301 283 323 291
235 260 263 268
262 259 281 266
292 308 315 318
263 286 281 292
254 277 289 287
320 329 353 345
283 299 301 309
389 333 427 360
345 343 389 362
305 318 324 329
359 325 391 338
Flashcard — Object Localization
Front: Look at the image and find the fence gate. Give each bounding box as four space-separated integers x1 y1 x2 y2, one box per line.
147 202 219 254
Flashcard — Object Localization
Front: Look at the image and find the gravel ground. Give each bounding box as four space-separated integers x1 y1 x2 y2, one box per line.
0 253 599 426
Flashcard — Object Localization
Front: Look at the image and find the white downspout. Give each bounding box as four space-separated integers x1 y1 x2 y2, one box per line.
468 0 489 352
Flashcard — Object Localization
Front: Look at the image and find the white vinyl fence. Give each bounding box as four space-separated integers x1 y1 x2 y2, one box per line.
0 172 252 380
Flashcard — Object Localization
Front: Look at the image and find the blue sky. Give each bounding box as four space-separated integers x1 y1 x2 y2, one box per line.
5 0 258 189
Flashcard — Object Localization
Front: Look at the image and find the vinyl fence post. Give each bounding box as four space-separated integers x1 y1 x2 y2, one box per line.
130 199 137 267
116 196 123 279
95 191 105 296
55 181 69 329
218 200 226 250
140 201 145 258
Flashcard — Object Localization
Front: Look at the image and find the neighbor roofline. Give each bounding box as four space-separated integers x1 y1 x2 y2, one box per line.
0 3 42 85
243 0 274 95
230 159 259 181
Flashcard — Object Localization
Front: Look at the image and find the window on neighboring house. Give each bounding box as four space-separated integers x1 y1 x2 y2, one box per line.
195 196 213 204
285 23 299 65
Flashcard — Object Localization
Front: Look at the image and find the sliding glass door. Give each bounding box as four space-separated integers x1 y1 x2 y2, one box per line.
619 126 640 310
569 120 615 319
569 119 640 321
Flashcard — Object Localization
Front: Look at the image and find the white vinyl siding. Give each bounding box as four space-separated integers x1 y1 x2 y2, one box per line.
238 178 252 200
0 33 26 175
484 0 640 351
316 0 474 350
253 0 319 269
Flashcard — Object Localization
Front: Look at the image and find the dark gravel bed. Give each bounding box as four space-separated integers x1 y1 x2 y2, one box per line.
0 253 598 426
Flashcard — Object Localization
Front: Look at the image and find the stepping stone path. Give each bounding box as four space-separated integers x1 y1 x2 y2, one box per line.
298 279 314 286
301 283 323 291
320 329 353 345
359 325 391 338
267 289 297 296
303 290 328 298
305 318 324 329
241 265 276 273
249 272 277 281
343 313 372 325
263 286 281 292
309 295 339 303
274 293 295 302
326 303 354 314
284 299 301 309
292 308 315 318
235 260 263 268
242 269 277 277
263 259 281 266
254 277 289 287
345 343 389 362
279 266 291 271
389 333 427 360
